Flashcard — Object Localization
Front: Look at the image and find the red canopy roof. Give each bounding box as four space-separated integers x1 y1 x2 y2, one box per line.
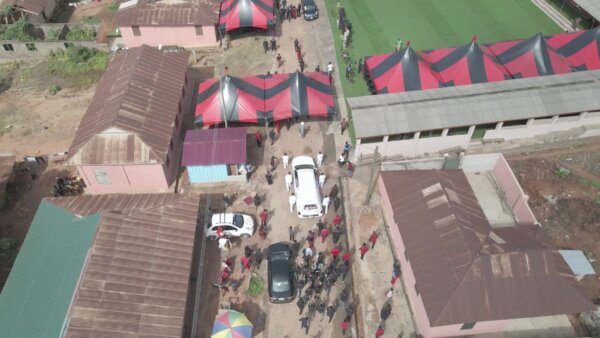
423 40 510 86
488 33 575 78
365 48 444 93
219 0 274 32
195 72 334 127
547 27 600 71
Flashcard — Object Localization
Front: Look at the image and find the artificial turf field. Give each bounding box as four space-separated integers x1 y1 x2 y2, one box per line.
324 0 564 98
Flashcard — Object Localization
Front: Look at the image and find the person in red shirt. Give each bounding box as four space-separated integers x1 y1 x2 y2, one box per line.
341 316 350 335
375 325 385 337
216 226 224 238
255 131 262 147
331 247 341 260
369 230 379 249
359 242 369 260
260 209 268 227
241 256 251 272
342 251 351 263
320 227 330 243
307 230 315 248
333 214 342 226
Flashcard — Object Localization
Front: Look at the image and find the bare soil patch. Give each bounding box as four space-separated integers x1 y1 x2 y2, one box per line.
507 141 600 300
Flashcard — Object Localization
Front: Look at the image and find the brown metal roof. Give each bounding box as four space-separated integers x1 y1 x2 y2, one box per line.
0 153 15 195
53 193 202 338
115 0 220 27
10 0 47 15
67 46 190 165
381 170 594 326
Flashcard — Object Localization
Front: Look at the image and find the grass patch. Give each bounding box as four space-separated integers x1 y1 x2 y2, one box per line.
44 46 108 86
324 0 563 98
106 3 120 11
48 85 61 95
81 16 101 24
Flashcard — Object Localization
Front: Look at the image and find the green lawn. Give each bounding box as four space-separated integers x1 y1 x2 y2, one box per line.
325 0 563 98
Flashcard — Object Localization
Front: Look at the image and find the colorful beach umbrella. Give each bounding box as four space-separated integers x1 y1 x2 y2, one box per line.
211 310 253 338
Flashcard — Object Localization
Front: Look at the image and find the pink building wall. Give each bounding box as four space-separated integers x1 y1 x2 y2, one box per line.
78 164 170 194
378 175 508 338
119 25 218 49
492 155 538 226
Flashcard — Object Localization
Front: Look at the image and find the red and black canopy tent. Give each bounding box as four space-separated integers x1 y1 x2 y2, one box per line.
547 27 600 70
218 0 275 33
487 33 575 78
364 46 445 94
195 71 334 127
422 38 511 86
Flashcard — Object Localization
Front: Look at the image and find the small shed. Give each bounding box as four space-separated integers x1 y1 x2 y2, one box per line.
182 127 247 184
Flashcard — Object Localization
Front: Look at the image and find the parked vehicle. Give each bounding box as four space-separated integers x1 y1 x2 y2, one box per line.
292 156 323 218
205 213 255 240
268 242 295 303
303 0 319 20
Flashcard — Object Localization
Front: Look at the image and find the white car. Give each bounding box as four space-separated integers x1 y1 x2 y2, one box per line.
292 156 323 218
205 213 255 240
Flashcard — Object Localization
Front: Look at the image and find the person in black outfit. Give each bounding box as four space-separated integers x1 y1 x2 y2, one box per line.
299 315 309 334
263 39 269 53
326 304 336 323
270 37 276 51
380 302 392 321
297 297 306 314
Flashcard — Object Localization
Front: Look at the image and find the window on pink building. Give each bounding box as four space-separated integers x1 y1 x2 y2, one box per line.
195 26 203 36
132 26 141 36
93 168 111 185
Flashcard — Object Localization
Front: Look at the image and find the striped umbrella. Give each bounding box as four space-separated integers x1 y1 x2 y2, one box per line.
211 310 253 338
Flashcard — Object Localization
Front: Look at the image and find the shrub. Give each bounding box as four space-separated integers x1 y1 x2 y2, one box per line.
247 273 264 297
554 167 570 178
45 28 61 40
48 85 60 95
0 18 32 41
47 46 108 76
65 25 96 41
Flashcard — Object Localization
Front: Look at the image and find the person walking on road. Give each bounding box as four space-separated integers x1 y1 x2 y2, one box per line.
385 287 393 300
317 151 324 167
333 214 342 227
391 259 401 285
347 161 354 178
299 121 305 138
341 316 350 335
326 304 336 323
307 230 315 248
375 324 385 337
282 152 290 168
340 117 348 135
299 315 309 334
241 256 251 273
255 131 262 147
319 172 326 188
285 172 293 191
369 230 379 249
342 251 351 264
320 227 329 243
380 302 392 321
260 209 268 227
263 39 269 53
289 225 295 241
322 195 330 214
331 247 340 260
297 296 306 314
270 37 276 51
265 171 273 185
289 193 296 212
359 242 369 260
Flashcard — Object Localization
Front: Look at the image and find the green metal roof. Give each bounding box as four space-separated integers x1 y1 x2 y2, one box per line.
0 200 100 338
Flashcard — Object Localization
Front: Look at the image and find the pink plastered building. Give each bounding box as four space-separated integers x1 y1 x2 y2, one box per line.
68 46 193 194
115 0 220 49
377 161 593 337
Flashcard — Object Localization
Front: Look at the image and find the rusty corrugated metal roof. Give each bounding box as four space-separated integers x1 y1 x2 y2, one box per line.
181 127 247 166
115 0 220 27
67 46 190 165
381 169 594 326
48 193 202 337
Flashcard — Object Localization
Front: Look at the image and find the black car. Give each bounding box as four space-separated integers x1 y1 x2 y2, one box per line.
267 242 295 303
303 0 318 20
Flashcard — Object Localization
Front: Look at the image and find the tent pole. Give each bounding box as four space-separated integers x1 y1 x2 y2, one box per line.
220 77 229 128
